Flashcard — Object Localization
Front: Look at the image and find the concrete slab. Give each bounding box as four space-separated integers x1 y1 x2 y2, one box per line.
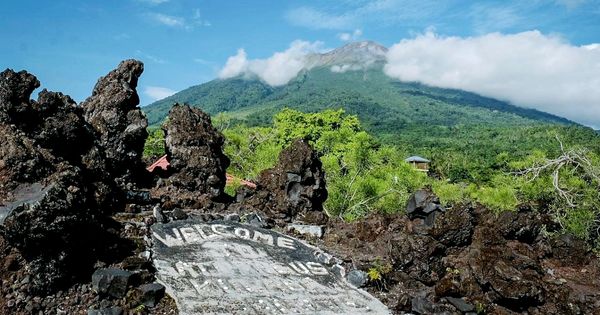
151 220 390 315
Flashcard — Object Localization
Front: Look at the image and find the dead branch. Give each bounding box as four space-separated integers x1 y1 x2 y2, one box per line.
514 136 600 208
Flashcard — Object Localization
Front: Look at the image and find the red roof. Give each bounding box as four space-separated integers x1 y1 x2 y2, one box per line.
147 155 169 172
147 155 256 189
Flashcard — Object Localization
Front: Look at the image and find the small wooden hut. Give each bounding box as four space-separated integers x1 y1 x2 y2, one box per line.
405 156 430 172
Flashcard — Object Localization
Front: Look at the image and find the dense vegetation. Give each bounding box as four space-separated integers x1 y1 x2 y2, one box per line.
144 66 570 130
142 65 600 248
144 107 600 248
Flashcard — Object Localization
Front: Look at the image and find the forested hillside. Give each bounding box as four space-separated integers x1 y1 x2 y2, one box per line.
143 63 600 186
144 65 571 130
142 42 600 250
144 108 600 248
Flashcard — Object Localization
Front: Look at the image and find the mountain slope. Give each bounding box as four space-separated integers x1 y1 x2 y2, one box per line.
144 41 573 132
144 64 571 130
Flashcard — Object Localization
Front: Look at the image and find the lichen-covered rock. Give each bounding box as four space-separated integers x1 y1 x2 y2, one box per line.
234 139 328 225
81 60 148 187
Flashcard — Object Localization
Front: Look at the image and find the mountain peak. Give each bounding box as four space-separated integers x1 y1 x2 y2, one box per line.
307 40 388 68
336 40 388 53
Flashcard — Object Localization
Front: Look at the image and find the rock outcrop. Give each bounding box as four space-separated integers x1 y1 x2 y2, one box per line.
164 104 229 196
2 60 599 315
0 69 40 124
406 188 443 225
0 63 141 293
233 139 328 225
151 104 231 209
81 59 148 188
322 195 600 314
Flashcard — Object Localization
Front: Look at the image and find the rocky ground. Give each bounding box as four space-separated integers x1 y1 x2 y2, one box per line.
1 60 599 315
317 197 600 314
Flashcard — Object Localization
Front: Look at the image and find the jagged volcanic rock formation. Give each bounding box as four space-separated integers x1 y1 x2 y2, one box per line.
234 139 328 225
0 63 141 293
152 103 230 209
164 104 230 195
81 59 148 188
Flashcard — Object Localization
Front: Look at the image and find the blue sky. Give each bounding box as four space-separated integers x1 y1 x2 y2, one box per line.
1 0 600 123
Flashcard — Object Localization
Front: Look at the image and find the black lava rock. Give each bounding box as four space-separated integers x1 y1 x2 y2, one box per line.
136 282 166 307
87 306 124 315
91 268 132 298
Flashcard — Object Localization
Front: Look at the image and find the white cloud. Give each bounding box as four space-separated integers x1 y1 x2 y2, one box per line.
219 41 324 86
150 13 185 27
384 30 600 126
145 86 176 101
331 64 362 73
584 43 600 51
219 49 249 79
338 29 363 42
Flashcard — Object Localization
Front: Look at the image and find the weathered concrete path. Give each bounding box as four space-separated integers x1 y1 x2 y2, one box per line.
151 219 391 315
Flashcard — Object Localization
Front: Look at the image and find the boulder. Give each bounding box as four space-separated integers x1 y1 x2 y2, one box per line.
81 59 148 188
170 208 188 221
0 68 125 293
0 124 54 197
406 189 443 225
445 297 475 313
91 268 133 298
287 223 325 238
431 205 474 247
549 233 591 266
135 283 166 307
1 166 89 253
234 139 328 225
154 104 230 208
30 90 96 161
163 104 229 196
411 295 434 314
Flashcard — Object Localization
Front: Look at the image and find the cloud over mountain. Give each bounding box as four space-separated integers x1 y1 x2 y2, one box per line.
384 30 600 127
145 86 176 101
218 31 600 126
218 41 323 86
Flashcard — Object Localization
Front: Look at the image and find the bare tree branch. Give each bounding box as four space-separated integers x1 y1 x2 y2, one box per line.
513 136 600 208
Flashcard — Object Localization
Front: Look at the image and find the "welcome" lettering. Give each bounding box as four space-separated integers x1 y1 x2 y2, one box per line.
153 223 297 250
